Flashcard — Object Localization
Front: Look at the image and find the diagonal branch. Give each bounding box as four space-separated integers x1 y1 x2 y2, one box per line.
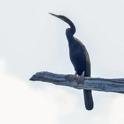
30 71 124 93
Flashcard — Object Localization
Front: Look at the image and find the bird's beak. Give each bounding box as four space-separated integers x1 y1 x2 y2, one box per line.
49 13 66 22
49 13 58 18
49 13 62 20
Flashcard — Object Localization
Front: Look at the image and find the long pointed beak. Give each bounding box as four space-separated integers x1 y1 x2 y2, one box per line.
49 13 61 20
49 13 68 23
49 13 58 17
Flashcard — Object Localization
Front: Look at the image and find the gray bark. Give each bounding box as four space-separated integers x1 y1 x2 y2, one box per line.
30 71 124 93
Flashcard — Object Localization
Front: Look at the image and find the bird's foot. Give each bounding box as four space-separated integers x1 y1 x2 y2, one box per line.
74 72 85 85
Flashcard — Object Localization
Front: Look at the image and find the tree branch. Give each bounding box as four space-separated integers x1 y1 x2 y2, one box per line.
30 71 124 93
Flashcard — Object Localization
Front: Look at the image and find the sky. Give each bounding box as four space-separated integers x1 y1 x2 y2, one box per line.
0 0 124 123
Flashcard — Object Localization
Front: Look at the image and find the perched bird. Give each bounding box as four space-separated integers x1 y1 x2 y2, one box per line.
50 13 93 110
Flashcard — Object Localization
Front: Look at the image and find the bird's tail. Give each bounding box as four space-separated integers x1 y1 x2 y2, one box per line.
83 89 93 110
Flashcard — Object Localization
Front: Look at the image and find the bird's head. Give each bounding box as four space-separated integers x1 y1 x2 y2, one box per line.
49 13 76 34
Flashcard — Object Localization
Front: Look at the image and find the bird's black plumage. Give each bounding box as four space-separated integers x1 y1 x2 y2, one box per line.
50 13 94 110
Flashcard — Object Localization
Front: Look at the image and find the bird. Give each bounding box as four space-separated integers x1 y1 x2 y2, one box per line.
49 13 94 110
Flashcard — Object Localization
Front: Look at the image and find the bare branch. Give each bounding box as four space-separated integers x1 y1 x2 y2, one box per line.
30 71 124 93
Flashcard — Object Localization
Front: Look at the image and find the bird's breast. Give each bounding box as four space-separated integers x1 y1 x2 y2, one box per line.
68 41 90 75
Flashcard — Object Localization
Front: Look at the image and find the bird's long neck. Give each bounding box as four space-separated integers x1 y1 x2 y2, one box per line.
65 18 76 34
65 18 76 44
68 24 76 34
66 29 74 42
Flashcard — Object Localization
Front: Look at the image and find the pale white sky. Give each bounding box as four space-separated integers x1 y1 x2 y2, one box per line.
0 0 124 124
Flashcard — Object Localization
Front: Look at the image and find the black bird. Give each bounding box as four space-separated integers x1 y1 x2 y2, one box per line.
50 13 94 110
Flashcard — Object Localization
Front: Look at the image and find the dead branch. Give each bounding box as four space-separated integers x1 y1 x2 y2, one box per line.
30 71 124 93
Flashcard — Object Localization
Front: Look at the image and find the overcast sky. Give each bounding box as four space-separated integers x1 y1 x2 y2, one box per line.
0 0 124 124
